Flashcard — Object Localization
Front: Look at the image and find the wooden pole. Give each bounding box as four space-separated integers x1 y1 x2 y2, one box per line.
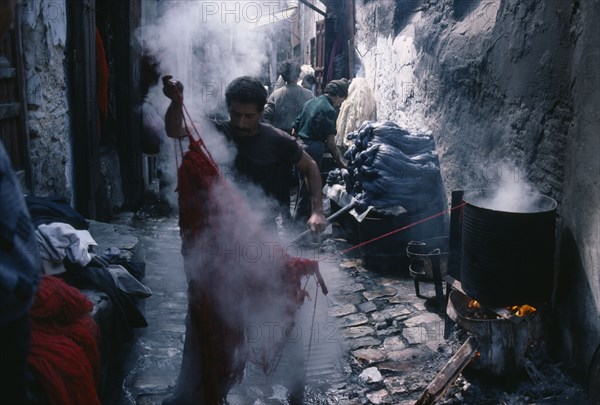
415 336 479 405
291 200 356 243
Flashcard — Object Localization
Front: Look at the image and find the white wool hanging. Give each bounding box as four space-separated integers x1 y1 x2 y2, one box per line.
335 78 377 152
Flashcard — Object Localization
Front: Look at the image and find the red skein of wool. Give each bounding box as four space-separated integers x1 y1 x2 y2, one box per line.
176 136 221 244
28 276 101 405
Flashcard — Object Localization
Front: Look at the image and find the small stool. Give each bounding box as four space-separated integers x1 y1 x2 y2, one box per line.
406 237 448 307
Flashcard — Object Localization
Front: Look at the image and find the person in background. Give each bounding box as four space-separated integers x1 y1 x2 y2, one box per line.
298 64 316 92
262 60 315 227
263 60 314 134
300 73 317 94
291 78 349 224
272 74 286 92
0 1 41 402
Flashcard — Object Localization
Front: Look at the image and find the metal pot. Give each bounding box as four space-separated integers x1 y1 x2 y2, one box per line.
460 189 557 307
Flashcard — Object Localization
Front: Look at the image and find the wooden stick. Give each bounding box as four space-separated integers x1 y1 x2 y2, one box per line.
415 336 479 405
291 200 356 244
444 277 522 324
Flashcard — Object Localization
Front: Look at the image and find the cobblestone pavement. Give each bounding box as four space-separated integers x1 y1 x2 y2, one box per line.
116 212 587 404
118 215 187 405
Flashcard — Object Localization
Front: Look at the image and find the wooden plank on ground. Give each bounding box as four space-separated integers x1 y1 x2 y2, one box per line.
415 336 479 405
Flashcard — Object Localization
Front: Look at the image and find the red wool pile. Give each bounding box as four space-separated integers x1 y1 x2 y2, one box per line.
28 275 101 405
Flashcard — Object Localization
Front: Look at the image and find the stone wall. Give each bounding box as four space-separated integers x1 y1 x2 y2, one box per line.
296 1 322 65
21 0 72 200
354 0 600 373
554 0 600 375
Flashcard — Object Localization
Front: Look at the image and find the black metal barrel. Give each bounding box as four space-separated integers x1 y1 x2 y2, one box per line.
358 211 413 273
460 190 557 307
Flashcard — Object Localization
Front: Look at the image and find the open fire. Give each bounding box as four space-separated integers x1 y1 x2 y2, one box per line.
509 304 536 317
467 299 537 319
447 290 545 376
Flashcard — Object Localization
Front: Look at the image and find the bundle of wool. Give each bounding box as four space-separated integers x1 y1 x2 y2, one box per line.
28 275 100 405
335 78 377 152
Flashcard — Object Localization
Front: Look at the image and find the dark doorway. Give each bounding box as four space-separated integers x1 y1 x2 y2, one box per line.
0 6 32 191
67 0 101 218
67 0 143 219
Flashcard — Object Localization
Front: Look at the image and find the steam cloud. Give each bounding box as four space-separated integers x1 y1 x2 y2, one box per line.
137 1 332 389
140 1 288 206
469 163 544 213
141 1 275 116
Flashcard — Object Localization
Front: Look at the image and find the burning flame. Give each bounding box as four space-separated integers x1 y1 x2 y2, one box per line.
467 299 536 318
509 304 537 317
468 299 481 309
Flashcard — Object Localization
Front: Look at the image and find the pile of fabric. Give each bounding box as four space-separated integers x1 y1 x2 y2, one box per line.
25 196 151 402
336 121 445 216
335 77 377 152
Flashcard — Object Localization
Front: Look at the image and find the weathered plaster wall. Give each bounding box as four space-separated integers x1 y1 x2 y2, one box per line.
355 0 600 373
296 1 323 65
21 0 72 200
554 0 600 375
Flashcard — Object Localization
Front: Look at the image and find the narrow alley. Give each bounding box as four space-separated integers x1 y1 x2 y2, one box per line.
1 1 599 404
117 214 187 404
111 202 587 404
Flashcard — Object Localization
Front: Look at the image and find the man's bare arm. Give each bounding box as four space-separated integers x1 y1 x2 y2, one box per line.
162 76 185 139
165 103 184 138
295 151 327 232
327 133 346 168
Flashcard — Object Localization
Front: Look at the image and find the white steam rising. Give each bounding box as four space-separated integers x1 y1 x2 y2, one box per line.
139 1 323 385
140 1 281 205
142 1 269 114
470 163 543 213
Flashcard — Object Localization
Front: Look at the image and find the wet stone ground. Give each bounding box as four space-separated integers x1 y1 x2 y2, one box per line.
116 206 588 405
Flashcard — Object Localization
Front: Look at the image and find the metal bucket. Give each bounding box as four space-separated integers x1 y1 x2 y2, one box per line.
446 289 543 375
406 236 449 280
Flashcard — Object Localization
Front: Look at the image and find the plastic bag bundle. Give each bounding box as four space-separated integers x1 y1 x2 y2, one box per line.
326 168 347 186
337 120 443 213
358 144 440 212
352 121 434 156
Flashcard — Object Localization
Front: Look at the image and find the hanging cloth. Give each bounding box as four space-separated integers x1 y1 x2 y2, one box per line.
95 28 109 119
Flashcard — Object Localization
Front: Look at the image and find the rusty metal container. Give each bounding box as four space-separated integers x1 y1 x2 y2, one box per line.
446 290 543 375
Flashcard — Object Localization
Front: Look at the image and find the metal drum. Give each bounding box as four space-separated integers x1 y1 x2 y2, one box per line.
460 189 557 307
